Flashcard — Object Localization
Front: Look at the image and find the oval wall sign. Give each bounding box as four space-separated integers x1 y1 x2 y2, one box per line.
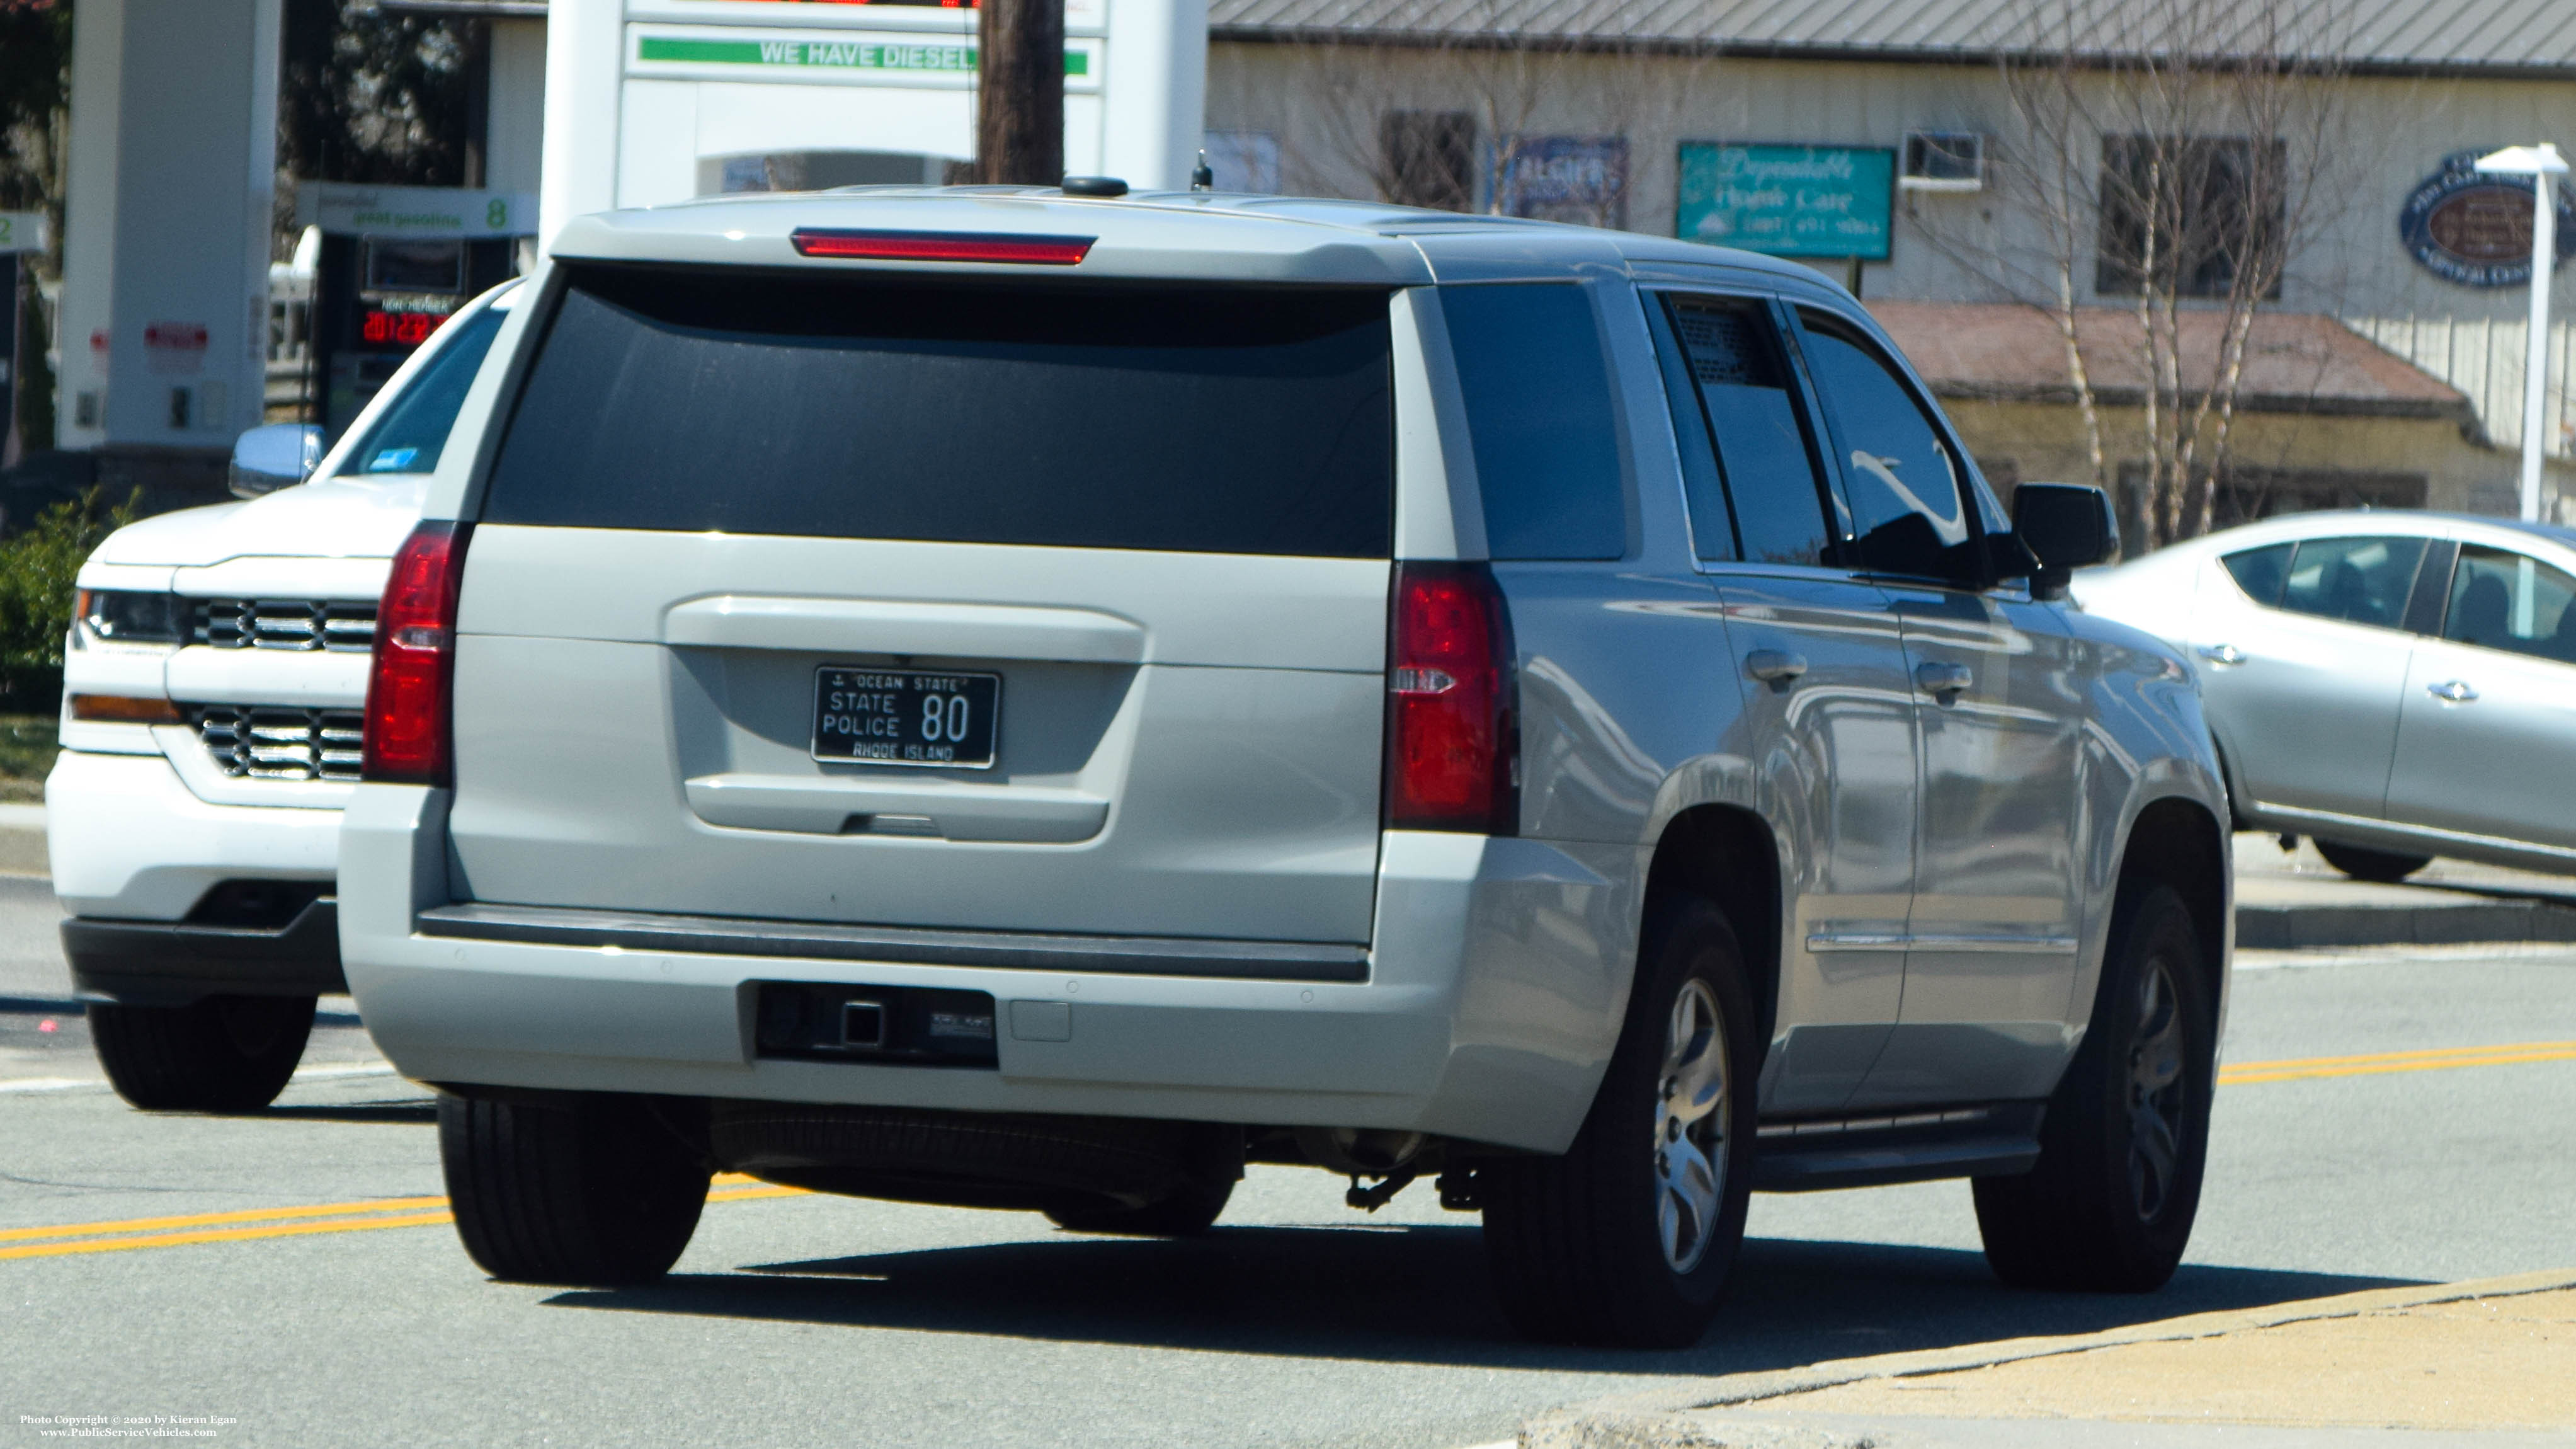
2400 149 2576 288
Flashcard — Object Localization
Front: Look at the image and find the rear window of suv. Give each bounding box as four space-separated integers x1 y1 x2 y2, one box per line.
482 266 1395 558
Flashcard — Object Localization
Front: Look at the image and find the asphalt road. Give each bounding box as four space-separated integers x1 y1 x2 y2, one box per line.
2 871 2573 1449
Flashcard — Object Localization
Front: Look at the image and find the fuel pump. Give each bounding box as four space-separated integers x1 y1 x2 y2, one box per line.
311 233 516 442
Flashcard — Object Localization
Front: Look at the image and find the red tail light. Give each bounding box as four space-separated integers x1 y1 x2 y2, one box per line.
363 521 472 786
789 229 1094 265
1386 563 1518 833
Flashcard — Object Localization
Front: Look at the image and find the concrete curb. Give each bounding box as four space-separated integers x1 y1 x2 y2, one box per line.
1519 1267 2576 1448
0 820 43 876
2237 898 2576 949
0 813 43 877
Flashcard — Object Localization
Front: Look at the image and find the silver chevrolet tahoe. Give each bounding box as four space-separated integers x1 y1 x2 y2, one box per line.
338 186 2230 1348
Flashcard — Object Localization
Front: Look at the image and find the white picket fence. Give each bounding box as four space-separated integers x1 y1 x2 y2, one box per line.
2344 312 2576 461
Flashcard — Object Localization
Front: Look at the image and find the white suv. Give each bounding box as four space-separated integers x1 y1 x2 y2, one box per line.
50 282 516 1111
340 190 2230 1346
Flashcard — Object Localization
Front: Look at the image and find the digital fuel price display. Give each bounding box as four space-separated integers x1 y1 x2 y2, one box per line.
360 309 443 346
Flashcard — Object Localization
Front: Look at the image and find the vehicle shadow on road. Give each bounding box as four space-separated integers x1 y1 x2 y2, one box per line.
542 1225 2417 1373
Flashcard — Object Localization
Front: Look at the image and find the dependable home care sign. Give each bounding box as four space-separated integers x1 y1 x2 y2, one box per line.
1677 145 1894 260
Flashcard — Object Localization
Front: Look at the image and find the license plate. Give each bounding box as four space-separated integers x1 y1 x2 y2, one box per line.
812 667 1000 769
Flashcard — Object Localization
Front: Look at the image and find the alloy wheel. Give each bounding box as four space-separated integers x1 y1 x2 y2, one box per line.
2126 958 2187 1222
1651 977 1730 1274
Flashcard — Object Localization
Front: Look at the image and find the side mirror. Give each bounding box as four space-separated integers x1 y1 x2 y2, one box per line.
2012 482 2119 600
230 423 324 499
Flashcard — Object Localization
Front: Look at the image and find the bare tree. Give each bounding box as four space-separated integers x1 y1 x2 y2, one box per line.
1263 0 1718 231
1925 0 2356 549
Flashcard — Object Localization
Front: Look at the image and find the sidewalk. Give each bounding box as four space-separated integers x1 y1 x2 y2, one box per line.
1524 1272 2576 1448
2233 835 2576 951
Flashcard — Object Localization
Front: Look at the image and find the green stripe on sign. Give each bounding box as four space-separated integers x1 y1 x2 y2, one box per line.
637 35 1088 76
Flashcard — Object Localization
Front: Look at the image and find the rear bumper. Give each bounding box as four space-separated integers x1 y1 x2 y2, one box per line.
47 749 338 920
339 786 1637 1154
64 901 344 1006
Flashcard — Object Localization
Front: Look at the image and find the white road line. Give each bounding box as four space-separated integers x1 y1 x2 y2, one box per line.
290 1062 397 1080
2236 942 2576 970
0 1077 102 1095
0 1062 396 1096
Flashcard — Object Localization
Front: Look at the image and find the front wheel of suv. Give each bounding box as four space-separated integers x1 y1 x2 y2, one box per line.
1482 895 1757 1348
1973 881 2214 1292
440 1092 711 1286
89 994 316 1113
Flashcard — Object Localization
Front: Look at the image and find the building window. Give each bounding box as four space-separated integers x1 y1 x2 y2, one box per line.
1381 111 1475 212
2095 136 2286 299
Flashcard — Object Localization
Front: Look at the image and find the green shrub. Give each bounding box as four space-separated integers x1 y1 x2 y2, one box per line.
0 487 139 706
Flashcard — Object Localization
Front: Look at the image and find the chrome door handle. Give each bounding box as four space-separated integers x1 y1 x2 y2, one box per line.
2428 680 2479 702
2198 643 2246 666
1746 650 1808 684
1915 661 1974 697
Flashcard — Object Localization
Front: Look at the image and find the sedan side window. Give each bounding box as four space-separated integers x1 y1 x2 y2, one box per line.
1646 294 1833 564
2444 545 2576 663
2276 536 2426 629
2221 542 2292 604
1793 309 1973 579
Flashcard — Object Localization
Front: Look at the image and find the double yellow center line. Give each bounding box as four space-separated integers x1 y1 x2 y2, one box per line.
0 1174 802 1262
6 1041 2572 1263
2218 1039 2576 1085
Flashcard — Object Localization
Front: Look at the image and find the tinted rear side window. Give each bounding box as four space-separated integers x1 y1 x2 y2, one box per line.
1653 295 1833 565
483 267 1394 558
2221 542 2292 604
1441 284 1624 560
2279 536 2426 628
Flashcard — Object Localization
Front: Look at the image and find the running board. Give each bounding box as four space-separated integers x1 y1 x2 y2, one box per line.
1752 1102 2044 1192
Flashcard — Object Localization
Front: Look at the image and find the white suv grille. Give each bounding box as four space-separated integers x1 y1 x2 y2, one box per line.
190 706 367 782
193 598 377 652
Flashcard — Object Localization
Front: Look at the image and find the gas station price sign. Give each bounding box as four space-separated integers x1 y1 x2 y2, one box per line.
360 309 446 346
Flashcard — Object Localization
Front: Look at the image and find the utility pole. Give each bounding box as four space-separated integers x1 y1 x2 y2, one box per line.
976 0 1064 185
2476 142 2571 523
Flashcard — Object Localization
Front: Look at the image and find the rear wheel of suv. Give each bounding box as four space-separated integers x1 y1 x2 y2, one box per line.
2314 839 2433 883
89 994 315 1113
1482 896 1757 1348
439 1092 711 1286
1974 881 2213 1292
1043 1178 1234 1237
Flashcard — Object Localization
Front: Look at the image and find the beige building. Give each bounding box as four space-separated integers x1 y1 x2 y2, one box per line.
1204 0 2576 530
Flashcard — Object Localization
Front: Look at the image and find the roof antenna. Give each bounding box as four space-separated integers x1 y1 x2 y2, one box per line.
1191 151 1214 192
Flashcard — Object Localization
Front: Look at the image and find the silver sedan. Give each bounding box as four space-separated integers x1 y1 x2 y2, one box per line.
2075 510 2576 881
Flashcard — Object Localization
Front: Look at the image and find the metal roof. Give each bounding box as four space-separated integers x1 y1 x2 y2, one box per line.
1867 302 2475 419
1209 0 2576 77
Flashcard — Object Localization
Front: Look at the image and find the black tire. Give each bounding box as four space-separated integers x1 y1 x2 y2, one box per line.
1975 882 2214 1292
1044 1177 1234 1237
1482 895 1758 1348
89 994 316 1113
439 1092 711 1286
2314 839 2433 883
